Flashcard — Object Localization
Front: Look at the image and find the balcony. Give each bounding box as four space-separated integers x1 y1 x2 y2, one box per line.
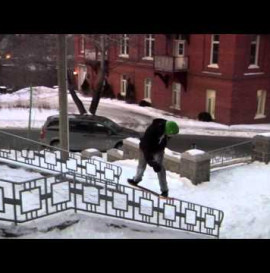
84 49 108 61
84 49 97 61
154 56 188 72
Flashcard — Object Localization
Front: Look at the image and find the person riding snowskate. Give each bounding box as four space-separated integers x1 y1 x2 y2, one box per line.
128 118 179 198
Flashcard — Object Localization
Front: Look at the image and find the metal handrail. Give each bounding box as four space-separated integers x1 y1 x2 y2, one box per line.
208 139 253 154
0 129 70 154
0 129 122 183
0 172 224 238
209 139 253 168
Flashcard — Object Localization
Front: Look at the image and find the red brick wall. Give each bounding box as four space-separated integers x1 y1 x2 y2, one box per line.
233 35 270 77
180 74 233 124
75 34 270 125
189 34 237 77
231 78 270 124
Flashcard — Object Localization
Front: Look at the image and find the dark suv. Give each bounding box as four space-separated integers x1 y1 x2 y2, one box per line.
40 114 141 152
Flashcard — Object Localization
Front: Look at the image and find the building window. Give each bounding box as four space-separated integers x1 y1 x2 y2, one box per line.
255 90 267 119
120 75 128 96
174 35 185 56
144 78 152 100
143 34 155 60
80 35 85 54
206 89 216 119
119 34 129 57
209 35 219 67
249 35 260 68
172 82 181 110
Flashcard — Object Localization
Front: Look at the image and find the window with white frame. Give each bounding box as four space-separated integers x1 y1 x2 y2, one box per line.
144 78 152 100
255 90 267 118
209 35 219 67
120 75 128 96
80 35 85 54
249 35 260 68
206 89 216 119
172 82 181 110
144 34 155 60
119 34 129 57
174 34 185 56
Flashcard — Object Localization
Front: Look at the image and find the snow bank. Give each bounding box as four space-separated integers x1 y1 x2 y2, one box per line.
186 149 205 156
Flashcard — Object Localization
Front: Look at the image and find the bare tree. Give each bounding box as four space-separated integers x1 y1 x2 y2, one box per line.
79 34 136 115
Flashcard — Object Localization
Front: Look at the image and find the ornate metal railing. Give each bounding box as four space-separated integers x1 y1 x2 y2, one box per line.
209 140 253 169
0 173 224 238
0 129 225 237
0 130 122 184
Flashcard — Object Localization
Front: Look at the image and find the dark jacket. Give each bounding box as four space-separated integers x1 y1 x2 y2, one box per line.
140 118 168 165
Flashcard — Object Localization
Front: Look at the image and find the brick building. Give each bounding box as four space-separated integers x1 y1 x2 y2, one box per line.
74 34 270 125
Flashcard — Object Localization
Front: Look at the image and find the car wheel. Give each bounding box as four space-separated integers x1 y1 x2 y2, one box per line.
50 140 60 150
114 141 123 150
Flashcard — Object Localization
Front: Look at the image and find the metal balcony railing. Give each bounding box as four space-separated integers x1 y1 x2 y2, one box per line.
84 49 108 61
154 56 188 72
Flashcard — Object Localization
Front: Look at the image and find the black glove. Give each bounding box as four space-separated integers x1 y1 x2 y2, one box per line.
152 162 161 173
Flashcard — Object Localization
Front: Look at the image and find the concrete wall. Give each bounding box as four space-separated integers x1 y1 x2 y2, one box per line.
109 138 209 185
252 135 270 163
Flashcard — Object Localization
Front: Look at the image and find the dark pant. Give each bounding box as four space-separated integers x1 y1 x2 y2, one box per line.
132 150 168 193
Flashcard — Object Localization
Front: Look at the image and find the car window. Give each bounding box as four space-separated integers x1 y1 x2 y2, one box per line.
47 120 59 128
93 123 110 134
102 119 121 132
70 120 93 133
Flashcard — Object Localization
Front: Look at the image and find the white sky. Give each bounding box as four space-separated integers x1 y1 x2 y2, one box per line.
0 86 270 239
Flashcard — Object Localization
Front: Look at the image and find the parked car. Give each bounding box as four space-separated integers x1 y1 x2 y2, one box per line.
40 114 141 152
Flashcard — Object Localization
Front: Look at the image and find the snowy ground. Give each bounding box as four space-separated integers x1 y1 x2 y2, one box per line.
0 86 270 239
0 158 270 239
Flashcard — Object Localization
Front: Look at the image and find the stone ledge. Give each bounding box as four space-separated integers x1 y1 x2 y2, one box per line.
181 149 211 162
107 148 124 162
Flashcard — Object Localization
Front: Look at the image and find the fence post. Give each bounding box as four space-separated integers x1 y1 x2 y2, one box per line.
73 173 77 214
179 149 211 185
12 184 18 225
252 135 270 164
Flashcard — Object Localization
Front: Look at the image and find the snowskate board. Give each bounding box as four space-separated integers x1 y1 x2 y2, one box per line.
127 180 174 200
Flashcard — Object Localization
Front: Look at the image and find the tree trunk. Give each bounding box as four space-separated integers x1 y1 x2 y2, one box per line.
89 35 106 115
67 69 87 115
89 81 104 115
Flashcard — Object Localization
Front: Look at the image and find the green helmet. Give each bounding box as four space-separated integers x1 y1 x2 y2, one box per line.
165 121 179 135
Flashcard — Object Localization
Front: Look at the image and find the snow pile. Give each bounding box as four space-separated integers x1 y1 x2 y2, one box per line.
164 148 181 160
259 133 270 137
186 149 205 156
0 86 59 108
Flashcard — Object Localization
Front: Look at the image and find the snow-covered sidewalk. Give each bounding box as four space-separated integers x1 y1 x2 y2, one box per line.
1 157 270 238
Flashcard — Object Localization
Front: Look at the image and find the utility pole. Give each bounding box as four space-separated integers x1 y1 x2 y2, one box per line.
57 34 69 161
27 84 33 140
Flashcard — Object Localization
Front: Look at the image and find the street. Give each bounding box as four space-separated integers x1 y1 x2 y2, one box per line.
0 128 251 153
